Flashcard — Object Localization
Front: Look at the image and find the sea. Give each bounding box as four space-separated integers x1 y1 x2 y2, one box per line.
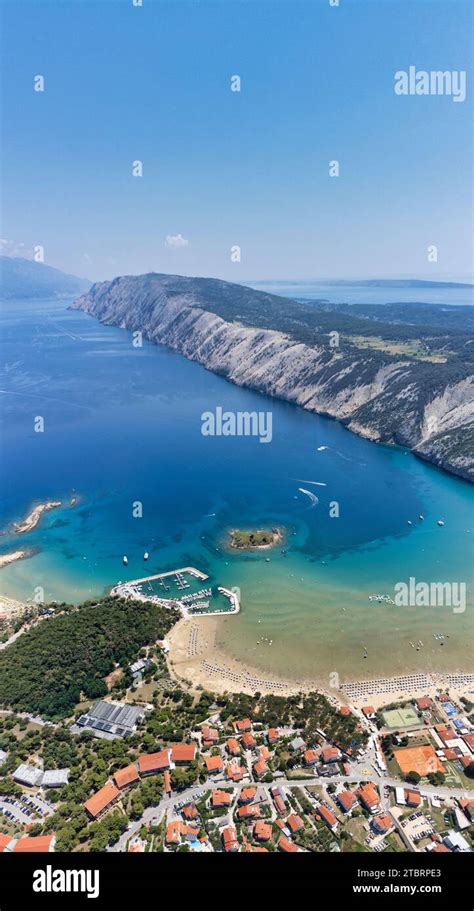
0 287 472 684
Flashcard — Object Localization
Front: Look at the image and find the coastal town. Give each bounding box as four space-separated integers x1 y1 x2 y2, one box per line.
0 591 473 856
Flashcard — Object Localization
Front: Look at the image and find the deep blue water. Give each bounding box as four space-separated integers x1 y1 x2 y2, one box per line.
0 295 472 681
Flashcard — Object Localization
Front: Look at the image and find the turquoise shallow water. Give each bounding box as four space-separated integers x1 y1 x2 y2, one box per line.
0 296 472 683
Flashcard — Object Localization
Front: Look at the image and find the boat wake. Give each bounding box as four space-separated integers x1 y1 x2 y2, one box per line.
295 478 327 487
298 487 319 508
316 445 360 464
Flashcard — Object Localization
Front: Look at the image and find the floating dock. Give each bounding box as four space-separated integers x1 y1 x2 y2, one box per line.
110 566 240 617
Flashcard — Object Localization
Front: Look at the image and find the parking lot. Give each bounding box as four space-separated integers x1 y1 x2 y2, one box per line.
0 793 54 826
400 811 434 844
0 798 37 826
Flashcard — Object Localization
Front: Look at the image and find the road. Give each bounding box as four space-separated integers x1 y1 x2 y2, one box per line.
109 772 472 852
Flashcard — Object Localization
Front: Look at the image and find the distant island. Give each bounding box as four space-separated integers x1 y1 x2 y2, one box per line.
250 278 473 289
0 255 91 299
229 528 283 550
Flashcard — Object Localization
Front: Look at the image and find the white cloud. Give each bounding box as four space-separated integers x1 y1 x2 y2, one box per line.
164 233 189 249
0 238 29 257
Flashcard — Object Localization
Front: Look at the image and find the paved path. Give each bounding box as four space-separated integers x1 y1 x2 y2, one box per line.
109 772 472 852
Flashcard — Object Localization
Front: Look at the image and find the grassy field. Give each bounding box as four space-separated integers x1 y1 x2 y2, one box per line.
348 335 448 363
345 815 370 848
385 832 405 852
442 761 474 791
382 706 419 728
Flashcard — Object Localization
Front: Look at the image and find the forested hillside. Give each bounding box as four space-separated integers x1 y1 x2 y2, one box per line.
0 598 180 719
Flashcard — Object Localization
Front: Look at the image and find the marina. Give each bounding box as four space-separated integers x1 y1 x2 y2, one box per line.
111 566 240 617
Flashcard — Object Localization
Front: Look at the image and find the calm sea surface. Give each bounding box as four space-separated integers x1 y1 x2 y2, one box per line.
0 295 472 682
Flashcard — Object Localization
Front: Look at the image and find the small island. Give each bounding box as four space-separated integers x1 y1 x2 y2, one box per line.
0 548 38 569
13 501 62 534
229 528 283 550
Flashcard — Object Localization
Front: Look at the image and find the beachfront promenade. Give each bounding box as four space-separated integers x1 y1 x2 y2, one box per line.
111 566 240 618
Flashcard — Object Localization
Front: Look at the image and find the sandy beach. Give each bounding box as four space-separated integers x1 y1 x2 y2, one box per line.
0 591 27 620
13 501 62 534
0 550 32 569
166 615 474 709
166 615 331 698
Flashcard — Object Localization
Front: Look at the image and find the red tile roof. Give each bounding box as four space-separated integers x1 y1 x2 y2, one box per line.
166 820 181 844
373 813 392 832
357 783 380 810
273 794 286 816
113 763 140 789
362 705 376 716
318 805 337 829
171 743 196 763
226 738 241 755
304 749 319 765
416 696 433 711
205 754 223 773
226 762 246 782
138 749 170 774
237 804 261 819
444 749 458 761
267 727 279 742
163 770 172 793
321 746 340 762
253 757 268 778
222 826 238 852
13 835 55 853
404 789 422 807
278 835 299 853
254 820 272 841
337 789 357 812
84 782 120 819
286 813 304 833
239 787 257 804
241 733 256 749
182 803 199 819
234 718 252 733
201 725 219 745
0 833 13 852
211 790 232 808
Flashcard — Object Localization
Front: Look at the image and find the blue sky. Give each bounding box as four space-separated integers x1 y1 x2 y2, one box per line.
1 0 472 281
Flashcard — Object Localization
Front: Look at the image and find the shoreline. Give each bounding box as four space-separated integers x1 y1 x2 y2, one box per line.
0 548 38 569
227 527 284 552
166 614 474 703
12 501 62 534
